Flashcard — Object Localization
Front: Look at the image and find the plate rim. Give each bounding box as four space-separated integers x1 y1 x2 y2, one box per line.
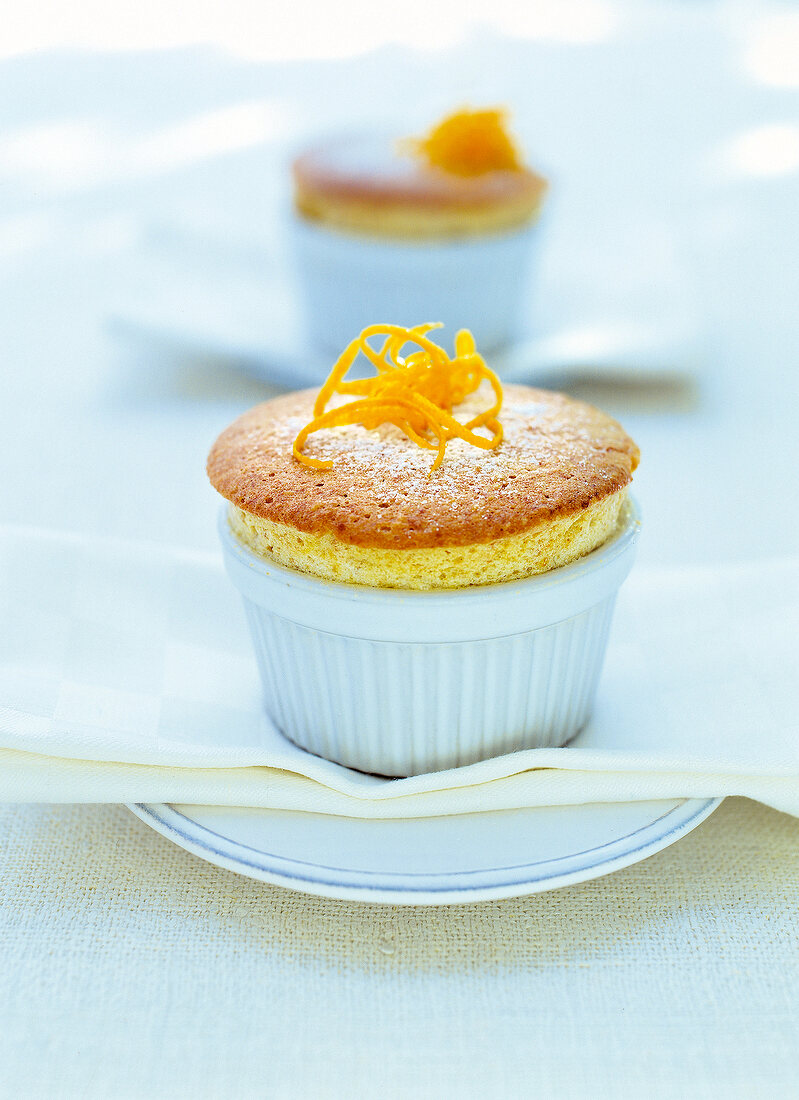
128 796 723 906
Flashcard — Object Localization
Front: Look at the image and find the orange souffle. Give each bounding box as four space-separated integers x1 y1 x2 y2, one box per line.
292 107 547 240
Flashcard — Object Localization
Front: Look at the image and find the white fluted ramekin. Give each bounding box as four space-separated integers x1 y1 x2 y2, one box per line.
219 499 640 777
290 217 540 355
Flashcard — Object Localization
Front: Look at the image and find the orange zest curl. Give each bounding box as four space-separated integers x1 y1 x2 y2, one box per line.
292 323 504 473
408 108 523 176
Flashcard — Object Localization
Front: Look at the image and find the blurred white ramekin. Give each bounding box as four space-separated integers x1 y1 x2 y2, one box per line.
290 217 540 355
219 499 640 777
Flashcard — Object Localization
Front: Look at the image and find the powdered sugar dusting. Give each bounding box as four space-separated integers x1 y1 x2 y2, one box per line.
208 384 639 548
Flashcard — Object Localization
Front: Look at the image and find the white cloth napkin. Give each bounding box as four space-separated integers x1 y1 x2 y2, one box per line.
1 525 796 816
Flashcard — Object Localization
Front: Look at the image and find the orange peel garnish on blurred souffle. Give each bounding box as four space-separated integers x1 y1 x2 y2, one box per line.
292 107 546 240
406 108 524 176
292 323 504 473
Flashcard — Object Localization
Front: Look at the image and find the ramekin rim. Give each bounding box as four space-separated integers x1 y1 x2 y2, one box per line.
218 495 640 607
289 212 540 253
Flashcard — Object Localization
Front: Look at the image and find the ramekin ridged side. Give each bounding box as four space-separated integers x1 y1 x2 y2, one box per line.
289 217 540 355
219 499 640 777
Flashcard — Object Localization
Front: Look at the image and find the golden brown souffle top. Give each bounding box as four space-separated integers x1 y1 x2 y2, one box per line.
293 133 547 217
207 385 639 551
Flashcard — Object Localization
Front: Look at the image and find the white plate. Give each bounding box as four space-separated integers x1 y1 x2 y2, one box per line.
107 212 702 388
128 797 721 905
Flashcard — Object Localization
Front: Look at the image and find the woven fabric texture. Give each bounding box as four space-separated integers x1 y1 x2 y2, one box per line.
0 797 797 1099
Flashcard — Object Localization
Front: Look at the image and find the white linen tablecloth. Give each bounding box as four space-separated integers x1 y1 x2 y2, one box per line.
0 796 797 1099
1 526 797 817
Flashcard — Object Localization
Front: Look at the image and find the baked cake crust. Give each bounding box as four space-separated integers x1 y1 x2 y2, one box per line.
207 384 639 552
292 135 547 239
